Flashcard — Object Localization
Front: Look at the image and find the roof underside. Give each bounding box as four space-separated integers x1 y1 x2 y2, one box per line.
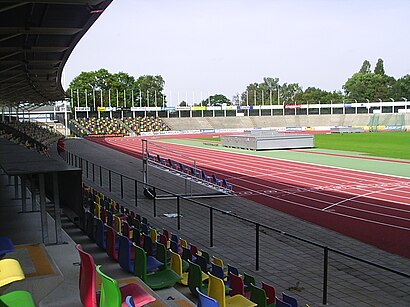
0 0 113 107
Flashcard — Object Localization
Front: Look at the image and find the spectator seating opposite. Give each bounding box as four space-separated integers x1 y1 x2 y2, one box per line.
71 116 171 136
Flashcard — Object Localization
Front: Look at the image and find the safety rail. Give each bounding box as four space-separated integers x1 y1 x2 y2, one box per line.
60 148 410 306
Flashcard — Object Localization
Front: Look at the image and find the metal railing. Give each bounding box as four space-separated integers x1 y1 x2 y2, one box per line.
62 148 410 305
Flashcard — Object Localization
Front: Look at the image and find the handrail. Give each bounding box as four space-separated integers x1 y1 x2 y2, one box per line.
61 148 410 305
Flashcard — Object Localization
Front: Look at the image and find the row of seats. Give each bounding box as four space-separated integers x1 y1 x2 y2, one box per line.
0 237 36 306
71 116 171 136
82 185 301 307
4 120 63 146
148 152 233 191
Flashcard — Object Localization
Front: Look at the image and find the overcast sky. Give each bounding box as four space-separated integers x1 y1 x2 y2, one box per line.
63 0 410 106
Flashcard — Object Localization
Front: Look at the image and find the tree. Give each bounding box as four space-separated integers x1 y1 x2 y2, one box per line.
134 75 166 107
239 78 282 106
295 87 344 103
280 83 303 104
374 58 385 75
179 101 188 107
200 94 230 106
67 69 114 107
391 75 410 101
343 72 395 101
359 60 371 74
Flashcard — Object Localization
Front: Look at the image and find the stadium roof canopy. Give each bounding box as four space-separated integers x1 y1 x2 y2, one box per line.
0 0 112 107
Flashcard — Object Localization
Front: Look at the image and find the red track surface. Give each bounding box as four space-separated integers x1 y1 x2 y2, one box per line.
90 135 410 258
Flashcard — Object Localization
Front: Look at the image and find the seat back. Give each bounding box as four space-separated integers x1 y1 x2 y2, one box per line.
195 254 208 273
170 249 183 277
149 227 158 243
262 282 276 305
122 221 132 239
188 260 203 297
118 234 133 273
75 244 97 307
181 246 192 262
113 215 122 233
96 265 121 307
207 273 226 307
197 287 219 307
282 292 298 307
249 283 267 307
142 234 154 256
0 258 25 288
170 240 179 254
105 225 118 261
133 243 147 281
276 297 292 307
211 263 225 280
180 238 188 249
228 272 245 296
227 264 239 276
155 242 168 269
94 217 106 249
243 272 255 292
158 233 168 247
84 211 95 240
212 256 224 269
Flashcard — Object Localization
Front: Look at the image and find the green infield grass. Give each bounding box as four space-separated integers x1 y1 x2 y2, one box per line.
314 132 410 160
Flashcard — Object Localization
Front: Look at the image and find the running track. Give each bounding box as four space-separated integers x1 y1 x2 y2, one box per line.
90 135 410 258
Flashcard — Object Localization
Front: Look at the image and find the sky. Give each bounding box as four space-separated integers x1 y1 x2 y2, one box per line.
63 0 410 106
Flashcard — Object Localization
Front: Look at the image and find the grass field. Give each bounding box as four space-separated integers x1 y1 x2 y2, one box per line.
195 132 410 160
314 132 410 160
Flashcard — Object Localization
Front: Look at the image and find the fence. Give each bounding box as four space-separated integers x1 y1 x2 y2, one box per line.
61 148 410 305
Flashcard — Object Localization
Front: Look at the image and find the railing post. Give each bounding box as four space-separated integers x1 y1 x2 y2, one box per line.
256 223 260 271
134 180 138 207
86 160 89 178
92 163 95 182
153 187 157 217
210 207 214 247
177 196 181 230
323 247 329 305
109 170 112 192
99 166 102 187
120 175 124 199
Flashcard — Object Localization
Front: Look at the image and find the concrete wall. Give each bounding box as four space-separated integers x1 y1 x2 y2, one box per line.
163 113 410 131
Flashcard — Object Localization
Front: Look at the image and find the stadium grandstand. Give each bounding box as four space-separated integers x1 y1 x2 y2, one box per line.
0 1 409 307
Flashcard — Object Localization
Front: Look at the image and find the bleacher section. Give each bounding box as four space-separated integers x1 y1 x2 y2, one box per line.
70 116 171 137
0 121 63 156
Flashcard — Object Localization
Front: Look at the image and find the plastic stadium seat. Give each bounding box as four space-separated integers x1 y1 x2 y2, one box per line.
276 297 292 307
262 282 276 306
96 265 155 307
170 249 189 285
0 236 15 258
94 218 106 250
201 170 212 182
188 260 209 298
207 273 257 307
133 244 182 290
118 234 135 273
222 179 232 190
282 292 298 307
0 258 25 287
197 287 219 307
105 225 119 262
229 272 249 298
243 272 256 293
195 254 209 273
249 283 275 307
212 175 223 185
0 290 35 307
